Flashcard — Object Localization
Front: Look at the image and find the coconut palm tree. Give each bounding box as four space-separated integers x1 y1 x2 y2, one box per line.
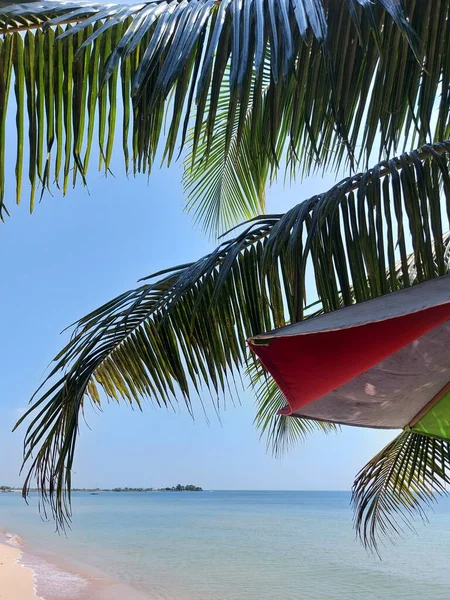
2 0 450 551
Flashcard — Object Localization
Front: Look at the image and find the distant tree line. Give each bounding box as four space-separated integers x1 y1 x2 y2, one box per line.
159 484 203 492
2 484 203 493
110 487 154 492
111 484 203 492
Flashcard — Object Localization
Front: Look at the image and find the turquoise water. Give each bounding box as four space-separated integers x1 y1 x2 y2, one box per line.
1 491 449 599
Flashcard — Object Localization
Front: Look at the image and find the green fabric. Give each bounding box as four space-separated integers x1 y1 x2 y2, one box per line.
411 390 450 442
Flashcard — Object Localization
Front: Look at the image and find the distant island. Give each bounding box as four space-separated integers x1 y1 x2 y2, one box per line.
1 484 203 493
110 484 203 492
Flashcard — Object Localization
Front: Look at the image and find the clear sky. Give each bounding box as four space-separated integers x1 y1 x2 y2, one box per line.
0 110 397 492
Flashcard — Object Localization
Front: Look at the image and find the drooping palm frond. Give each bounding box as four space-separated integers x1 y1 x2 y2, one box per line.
184 71 261 234
249 291 340 456
352 431 450 554
15 139 450 530
1 0 450 233
250 361 338 457
183 64 276 235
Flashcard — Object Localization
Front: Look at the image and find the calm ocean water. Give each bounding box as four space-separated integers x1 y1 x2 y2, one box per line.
0 490 449 600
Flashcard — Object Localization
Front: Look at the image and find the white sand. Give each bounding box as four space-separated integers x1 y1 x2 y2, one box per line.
0 540 40 600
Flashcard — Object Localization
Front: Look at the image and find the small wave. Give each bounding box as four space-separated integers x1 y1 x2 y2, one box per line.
5 532 24 547
20 553 89 599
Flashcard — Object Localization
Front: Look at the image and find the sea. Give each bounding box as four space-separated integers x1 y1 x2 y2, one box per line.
0 491 449 600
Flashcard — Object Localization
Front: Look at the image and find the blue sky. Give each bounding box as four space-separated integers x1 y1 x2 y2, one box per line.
0 125 397 491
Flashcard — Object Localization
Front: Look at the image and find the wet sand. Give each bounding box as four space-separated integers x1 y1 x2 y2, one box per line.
1 530 152 600
0 539 40 600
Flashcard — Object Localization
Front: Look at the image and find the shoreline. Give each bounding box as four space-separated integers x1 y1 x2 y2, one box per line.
0 537 41 600
0 529 153 600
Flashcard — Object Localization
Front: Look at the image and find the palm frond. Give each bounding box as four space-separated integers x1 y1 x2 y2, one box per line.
183 65 274 235
1 1 450 232
15 139 450 527
352 431 450 554
0 2 109 32
250 361 338 457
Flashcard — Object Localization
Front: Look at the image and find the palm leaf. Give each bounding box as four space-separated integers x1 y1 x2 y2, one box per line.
250 361 338 457
15 139 450 529
352 431 450 554
183 65 275 235
1 0 449 233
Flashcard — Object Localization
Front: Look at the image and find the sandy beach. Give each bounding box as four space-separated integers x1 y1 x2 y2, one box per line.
0 539 39 600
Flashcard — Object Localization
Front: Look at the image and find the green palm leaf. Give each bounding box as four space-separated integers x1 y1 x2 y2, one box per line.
183 65 275 235
250 362 338 457
15 139 450 531
1 0 449 233
352 431 450 554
